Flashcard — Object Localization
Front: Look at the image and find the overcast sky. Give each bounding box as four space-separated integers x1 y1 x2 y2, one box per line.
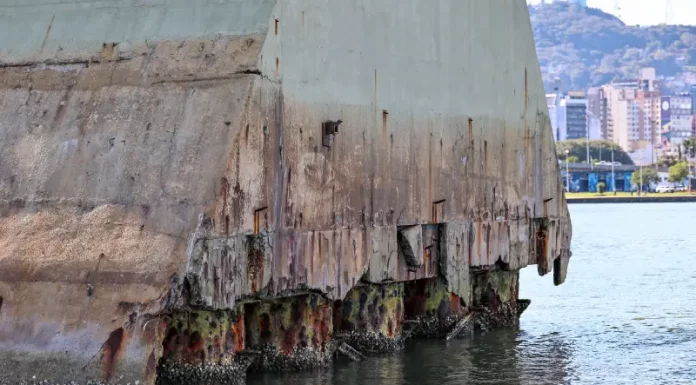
527 0 696 26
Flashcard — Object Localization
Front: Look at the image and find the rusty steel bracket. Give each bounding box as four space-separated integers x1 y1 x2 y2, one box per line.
322 119 343 147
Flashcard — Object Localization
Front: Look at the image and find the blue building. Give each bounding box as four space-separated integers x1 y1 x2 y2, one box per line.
560 163 636 192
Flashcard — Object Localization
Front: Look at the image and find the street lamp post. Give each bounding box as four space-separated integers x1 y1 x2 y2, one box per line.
611 148 616 193
565 149 570 193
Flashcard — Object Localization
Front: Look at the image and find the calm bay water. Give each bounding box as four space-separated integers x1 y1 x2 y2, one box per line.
248 203 696 385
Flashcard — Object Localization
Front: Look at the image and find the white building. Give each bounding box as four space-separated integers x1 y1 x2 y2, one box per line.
547 92 588 142
588 114 602 140
601 68 662 164
662 94 693 153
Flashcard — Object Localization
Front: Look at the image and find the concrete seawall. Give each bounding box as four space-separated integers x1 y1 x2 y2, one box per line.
0 1 572 384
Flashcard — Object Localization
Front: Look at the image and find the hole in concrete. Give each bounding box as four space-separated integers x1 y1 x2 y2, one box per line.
274 18 279 35
332 300 343 332
432 200 446 224
0 296 3 313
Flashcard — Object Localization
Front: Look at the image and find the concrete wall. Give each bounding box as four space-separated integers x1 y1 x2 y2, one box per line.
0 0 572 384
0 1 275 383
0 0 274 63
207 0 569 297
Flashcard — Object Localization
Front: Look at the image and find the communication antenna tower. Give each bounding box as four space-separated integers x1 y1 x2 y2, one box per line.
665 0 674 25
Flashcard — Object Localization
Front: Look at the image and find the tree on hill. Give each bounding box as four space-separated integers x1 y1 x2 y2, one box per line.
556 139 634 165
631 167 660 187
529 3 696 93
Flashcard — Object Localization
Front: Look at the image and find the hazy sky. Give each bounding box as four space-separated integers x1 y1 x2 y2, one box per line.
527 0 696 26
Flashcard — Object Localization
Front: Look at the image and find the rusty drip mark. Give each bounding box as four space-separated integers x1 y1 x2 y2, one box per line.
468 118 474 148
0 296 3 313
524 68 528 111
254 207 267 234
275 57 279 76
145 350 157 381
39 14 56 54
102 327 125 382
218 177 229 234
476 221 482 261
382 110 389 143
535 220 550 272
274 18 279 35
484 140 488 172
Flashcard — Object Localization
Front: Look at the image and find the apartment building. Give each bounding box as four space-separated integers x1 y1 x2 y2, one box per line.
661 94 693 151
601 68 661 165
547 91 588 141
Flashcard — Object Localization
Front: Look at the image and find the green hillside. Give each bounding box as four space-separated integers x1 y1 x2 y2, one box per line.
529 3 696 93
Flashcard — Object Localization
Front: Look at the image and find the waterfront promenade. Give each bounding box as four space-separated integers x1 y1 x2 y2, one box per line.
567 192 696 204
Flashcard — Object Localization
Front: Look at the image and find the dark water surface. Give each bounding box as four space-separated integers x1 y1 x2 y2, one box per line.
247 203 696 385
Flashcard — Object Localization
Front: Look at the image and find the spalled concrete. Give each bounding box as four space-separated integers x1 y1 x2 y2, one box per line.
0 1 572 384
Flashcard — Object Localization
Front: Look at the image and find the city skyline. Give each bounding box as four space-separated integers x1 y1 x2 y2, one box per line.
528 0 696 26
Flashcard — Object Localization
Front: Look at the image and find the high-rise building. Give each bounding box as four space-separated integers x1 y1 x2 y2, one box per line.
547 93 565 141
547 92 588 141
661 94 693 151
587 87 608 139
601 68 661 165
565 91 588 140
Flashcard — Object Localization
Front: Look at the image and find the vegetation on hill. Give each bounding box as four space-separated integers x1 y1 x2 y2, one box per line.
529 3 696 93
556 139 634 165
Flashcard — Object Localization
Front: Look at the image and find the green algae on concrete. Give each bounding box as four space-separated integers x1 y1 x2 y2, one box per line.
403 278 466 338
335 283 405 354
244 293 333 371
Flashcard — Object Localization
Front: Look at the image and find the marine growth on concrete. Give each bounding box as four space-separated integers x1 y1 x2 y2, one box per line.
0 1 572 384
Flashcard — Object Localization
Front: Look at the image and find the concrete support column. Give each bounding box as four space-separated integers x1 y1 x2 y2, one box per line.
403 278 467 338
334 283 405 354
471 270 522 331
157 307 247 385
243 293 333 371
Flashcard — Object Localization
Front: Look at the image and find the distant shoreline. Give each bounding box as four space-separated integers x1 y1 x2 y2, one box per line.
567 196 696 204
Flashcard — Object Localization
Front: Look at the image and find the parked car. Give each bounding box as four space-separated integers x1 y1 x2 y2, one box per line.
655 184 675 193
675 184 687 192
596 161 621 166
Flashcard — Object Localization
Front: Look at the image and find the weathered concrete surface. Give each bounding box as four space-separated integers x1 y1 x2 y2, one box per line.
0 1 572 384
